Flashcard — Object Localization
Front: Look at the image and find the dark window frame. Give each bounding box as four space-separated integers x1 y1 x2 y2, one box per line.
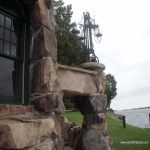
0 1 30 105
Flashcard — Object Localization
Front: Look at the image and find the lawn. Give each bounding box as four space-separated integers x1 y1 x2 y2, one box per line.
62 111 150 150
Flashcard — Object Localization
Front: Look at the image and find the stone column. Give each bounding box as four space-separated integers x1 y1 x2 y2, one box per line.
0 1 66 150
74 62 114 150
27 0 65 114
26 0 66 149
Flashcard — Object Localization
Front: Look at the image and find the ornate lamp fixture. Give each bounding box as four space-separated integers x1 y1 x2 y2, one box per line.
72 11 102 62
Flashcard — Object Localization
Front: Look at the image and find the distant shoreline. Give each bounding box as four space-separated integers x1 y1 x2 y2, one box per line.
114 108 150 128
114 107 150 112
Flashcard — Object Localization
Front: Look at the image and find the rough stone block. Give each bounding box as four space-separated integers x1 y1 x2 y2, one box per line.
33 93 59 112
29 143 54 150
77 62 106 94
30 0 47 29
52 96 66 115
46 93 59 107
32 91 65 114
76 128 108 150
61 122 72 142
46 0 55 32
0 105 9 116
99 71 106 94
31 26 57 62
53 116 62 138
83 113 106 125
105 136 114 150
0 118 54 149
30 57 60 93
54 137 65 150
57 69 97 96
88 94 107 114
9 105 25 115
69 128 76 148
77 62 105 70
108 136 114 150
92 123 107 130
75 94 107 115
91 70 106 94
102 130 109 137
69 126 81 148
51 129 58 141
60 116 68 124
27 138 54 150
64 146 74 150
30 0 55 32
26 105 34 112
52 91 66 115
82 122 108 131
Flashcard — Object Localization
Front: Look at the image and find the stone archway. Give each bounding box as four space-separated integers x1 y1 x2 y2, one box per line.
57 62 114 150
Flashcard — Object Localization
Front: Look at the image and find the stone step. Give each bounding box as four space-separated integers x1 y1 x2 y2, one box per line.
0 118 55 149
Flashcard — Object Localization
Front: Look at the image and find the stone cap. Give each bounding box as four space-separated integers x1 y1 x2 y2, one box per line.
58 64 97 75
77 62 105 70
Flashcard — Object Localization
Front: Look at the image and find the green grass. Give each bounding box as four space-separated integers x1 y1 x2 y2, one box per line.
62 112 150 150
62 111 83 123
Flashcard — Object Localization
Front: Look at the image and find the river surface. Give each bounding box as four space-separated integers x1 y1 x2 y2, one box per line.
115 108 150 128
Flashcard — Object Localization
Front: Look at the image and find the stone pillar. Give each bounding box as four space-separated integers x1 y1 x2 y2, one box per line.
27 0 66 148
78 62 106 94
0 1 66 150
26 0 66 149
74 62 114 150
28 0 65 114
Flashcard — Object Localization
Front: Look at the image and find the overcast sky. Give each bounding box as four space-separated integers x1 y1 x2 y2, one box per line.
63 0 150 110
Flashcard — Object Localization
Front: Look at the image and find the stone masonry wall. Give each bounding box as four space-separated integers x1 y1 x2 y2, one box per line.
0 0 114 150
56 62 114 150
0 104 67 149
0 0 66 150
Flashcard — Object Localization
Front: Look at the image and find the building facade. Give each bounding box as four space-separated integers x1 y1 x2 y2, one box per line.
0 0 113 150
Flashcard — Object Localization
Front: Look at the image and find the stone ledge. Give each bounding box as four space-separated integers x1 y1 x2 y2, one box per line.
58 64 97 75
0 117 54 149
77 62 105 70
57 69 98 96
10 105 26 115
0 105 34 117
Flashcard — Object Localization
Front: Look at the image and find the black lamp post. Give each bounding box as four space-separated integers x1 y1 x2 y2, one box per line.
72 11 102 62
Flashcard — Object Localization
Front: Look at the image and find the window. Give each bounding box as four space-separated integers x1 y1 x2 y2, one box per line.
0 0 29 104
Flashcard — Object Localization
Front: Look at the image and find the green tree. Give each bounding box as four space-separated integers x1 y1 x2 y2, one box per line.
54 0 86 66
105 74 117 109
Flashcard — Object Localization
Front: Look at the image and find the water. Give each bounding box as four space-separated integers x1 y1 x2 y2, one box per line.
115 108 150 128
